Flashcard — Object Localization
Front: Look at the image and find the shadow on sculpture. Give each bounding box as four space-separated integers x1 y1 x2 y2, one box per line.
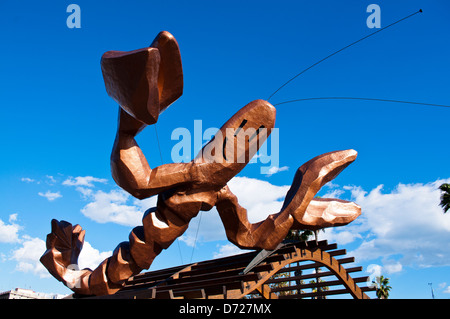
40 31 361 296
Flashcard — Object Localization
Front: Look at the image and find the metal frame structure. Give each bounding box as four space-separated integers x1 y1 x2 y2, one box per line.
80 240 375 299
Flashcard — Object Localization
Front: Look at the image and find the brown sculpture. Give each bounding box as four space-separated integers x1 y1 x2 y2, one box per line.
40 31 361 296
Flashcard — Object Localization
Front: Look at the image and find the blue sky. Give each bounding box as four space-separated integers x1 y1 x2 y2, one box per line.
0 0 449 298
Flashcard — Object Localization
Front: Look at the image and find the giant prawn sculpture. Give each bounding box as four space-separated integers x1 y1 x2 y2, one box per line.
40 31 361 296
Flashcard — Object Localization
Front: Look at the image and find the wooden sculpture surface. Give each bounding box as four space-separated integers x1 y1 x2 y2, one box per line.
40 31 361 296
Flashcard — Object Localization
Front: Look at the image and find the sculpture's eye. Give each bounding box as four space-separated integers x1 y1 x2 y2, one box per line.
248 125 265 144
233 119 247 137
223 119 265 162
223 119 248 161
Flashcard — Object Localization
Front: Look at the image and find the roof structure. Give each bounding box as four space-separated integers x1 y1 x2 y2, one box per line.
76 240 376 299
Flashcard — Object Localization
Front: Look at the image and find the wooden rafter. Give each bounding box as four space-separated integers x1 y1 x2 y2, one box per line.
78 240 376 299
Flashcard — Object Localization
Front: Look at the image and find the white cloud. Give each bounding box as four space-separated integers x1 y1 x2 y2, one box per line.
10 236 49 278
67 175 290 245
324 181 340 189
333 178 450 269
265 166 289 177
78 241 112 270
9 234 112 278
132 196 158 212
46 175 57 184
74 175 290 244
364 259 403 276
38 190 62 201
80 189 144 227
179 210 226 247
178 176 291 249
63 175 158 227
0 214 21 243
383 261 403 274
75 186 93 198
21 177 35 183
205 175 450 271
63 172 450 274
320 188 345 199
62 176 108 188
320 228 361 245
227 176 290 223
213 243 245 259
178 234 197 248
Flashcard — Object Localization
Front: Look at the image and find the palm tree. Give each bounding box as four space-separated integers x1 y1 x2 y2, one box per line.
373 275 392 299
284 228 328 298
285 196 324 242
285 229 315 242
439 183 450 213
309 276 330 299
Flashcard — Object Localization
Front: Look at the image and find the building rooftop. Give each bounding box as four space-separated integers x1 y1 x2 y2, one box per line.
0 287 66 299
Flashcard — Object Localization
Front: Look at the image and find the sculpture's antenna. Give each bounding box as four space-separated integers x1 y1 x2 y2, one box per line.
154 124 186 264
267 9 423 102
428 283 435 299
154 125 164 163
190 211 203 263
273 97 450 108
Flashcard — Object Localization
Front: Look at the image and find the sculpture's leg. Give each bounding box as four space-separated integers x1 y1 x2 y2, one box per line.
215 150 361 251
111 98 277 200
278 149 361 230
216 186 294 250
40 197 196 296
111 108 199 200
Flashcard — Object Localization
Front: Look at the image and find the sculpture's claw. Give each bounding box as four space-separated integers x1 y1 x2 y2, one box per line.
101 31 183 125
40 219 90 293
296 198 361 230
42 219 85 269
280 149 358 228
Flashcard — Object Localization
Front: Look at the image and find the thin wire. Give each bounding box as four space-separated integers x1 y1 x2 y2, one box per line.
267 9 423 101
273 97 450 108
190 211 203 263
156 124 203 264
154 124 185 264
154 124 164 163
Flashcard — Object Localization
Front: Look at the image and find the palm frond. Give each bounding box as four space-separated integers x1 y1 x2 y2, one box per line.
439 183 450 213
